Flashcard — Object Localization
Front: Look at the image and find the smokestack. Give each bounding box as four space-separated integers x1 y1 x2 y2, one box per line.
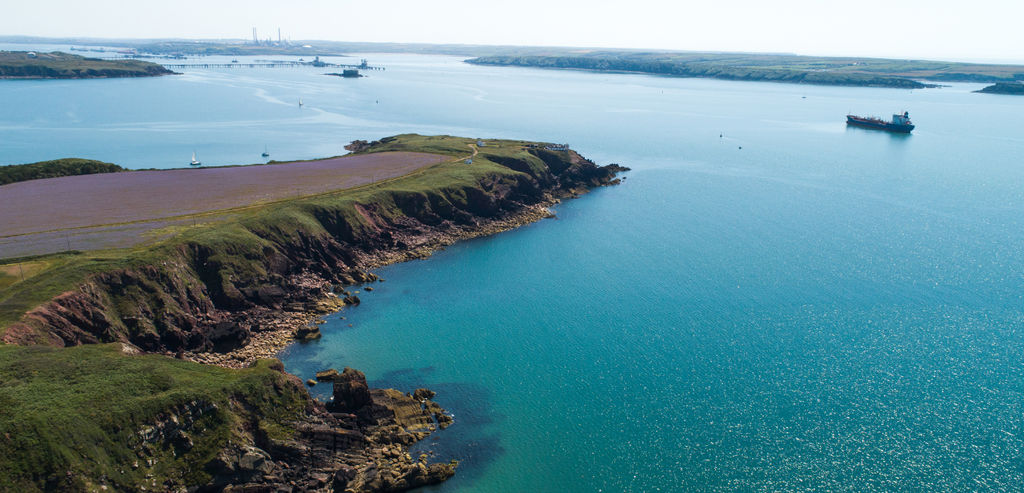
278 28 281 43
252 27 258 45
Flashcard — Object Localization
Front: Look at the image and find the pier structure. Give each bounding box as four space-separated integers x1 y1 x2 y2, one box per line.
160 60 384 70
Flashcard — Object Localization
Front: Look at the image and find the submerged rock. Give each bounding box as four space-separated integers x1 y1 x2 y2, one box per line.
315 368 340 381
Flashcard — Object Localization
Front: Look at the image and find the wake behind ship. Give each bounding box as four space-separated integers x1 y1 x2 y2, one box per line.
846 111 915 133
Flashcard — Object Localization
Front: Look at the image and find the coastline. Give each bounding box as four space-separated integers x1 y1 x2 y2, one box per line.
185 200 564 369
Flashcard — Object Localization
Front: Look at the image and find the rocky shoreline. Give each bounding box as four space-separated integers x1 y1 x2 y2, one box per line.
190 202 561 369
200 366 458 492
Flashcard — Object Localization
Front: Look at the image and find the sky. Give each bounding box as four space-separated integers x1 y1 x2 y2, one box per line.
3 0 1023 63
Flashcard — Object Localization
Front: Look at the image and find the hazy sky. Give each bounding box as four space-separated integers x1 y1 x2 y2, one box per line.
4 0 1023 62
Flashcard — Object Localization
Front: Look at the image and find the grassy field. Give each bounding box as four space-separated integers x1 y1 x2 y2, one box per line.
0 151 445 259
0 343 306 490
0 51 174 79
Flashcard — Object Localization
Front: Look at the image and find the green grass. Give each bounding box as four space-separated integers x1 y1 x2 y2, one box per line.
0 343 307 491
0 158 124 184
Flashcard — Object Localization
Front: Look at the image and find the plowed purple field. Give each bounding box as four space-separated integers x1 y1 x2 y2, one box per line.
0 151 446 258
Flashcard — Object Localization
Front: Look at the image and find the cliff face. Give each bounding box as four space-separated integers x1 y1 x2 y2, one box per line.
4 144 626 354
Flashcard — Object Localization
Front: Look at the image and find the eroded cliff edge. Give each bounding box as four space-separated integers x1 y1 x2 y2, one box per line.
0 134 627 491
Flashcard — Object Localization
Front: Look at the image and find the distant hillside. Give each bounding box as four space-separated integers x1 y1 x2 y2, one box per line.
0 51 173 79
0 158 124 186
466 52 1024 88
975 82 1024 95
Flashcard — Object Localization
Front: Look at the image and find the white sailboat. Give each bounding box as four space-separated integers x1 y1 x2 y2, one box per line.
190 151 201 166
298 99 304 107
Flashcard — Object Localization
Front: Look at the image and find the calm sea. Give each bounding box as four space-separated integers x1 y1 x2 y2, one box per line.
4 44 1024 491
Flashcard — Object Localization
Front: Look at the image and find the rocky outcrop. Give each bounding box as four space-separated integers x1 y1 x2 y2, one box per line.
197 367 456 492
333 367 374 413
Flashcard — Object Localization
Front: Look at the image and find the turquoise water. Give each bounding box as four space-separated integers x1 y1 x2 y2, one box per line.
4 45 1024 490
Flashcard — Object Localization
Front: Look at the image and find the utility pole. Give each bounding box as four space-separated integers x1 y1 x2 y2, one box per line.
18 263 25 281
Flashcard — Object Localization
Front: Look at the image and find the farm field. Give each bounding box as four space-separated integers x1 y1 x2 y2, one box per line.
0 151 447 258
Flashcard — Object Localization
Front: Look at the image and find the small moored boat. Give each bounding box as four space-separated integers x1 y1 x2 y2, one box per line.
190 151 201 166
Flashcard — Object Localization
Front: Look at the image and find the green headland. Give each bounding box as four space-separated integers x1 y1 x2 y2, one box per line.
0 158 124 185
0 134 626 491
975 81 1024 95
0 51 174 79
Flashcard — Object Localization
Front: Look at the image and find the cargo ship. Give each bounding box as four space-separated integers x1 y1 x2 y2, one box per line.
846 111 915 133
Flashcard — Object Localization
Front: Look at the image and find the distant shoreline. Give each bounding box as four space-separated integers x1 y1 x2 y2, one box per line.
465 53 1024 89
467 59 934 89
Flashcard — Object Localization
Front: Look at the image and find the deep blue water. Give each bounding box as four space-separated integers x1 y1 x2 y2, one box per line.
4 44 1024 491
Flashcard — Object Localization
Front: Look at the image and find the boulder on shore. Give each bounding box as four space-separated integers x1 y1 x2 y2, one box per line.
331 367 372 412
293 325 321 342
413 388 436 401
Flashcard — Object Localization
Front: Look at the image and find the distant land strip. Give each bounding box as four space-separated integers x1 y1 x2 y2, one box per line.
465 53 1024 88
0 51 174 79
975 82 1024 95
0 158 124 185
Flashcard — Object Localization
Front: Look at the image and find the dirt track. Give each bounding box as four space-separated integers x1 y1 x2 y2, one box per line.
0 152 447 258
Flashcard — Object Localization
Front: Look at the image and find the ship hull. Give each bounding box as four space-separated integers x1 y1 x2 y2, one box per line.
846 115 914 133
